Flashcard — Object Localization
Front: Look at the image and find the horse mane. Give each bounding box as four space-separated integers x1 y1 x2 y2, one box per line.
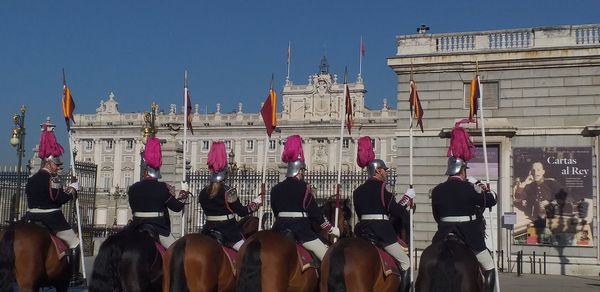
0 224 16 290
89 231 125 292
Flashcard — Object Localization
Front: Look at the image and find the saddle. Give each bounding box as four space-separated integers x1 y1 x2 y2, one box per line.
25 219 69 260
355 228 402 277
282 229 319 272
130 223 166 257
202 228 239 276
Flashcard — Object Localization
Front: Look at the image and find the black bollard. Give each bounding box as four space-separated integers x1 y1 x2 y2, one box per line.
533 251 536 274
543 252 547 275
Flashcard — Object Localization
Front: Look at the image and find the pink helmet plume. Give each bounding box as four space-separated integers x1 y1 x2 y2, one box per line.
144 137 163 169
38 125 64 160
207 141 228 173
281 135 305 163
357 136 375 168
447 119 475 161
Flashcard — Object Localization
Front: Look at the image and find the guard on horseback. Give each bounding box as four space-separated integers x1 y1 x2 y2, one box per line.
270 135 340 261
199 141 262 251
128 137 189 249
353 136 413 292
431 124 498 292
24 123 80 269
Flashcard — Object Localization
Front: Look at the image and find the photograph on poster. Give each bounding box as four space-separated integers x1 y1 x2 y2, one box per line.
512 147 593 247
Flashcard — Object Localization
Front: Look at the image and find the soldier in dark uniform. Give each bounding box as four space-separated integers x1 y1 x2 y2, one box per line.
128 137 188 248
199 141 262 251
24 124 80 271
270 135 340 261
431 156 497 292
353 157 414 292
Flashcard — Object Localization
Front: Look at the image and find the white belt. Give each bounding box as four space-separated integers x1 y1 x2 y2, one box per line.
206 214 236 221
133 212 164 218
361 214 389 220
28 208 60 213
440 214 477 222
278 212 308 218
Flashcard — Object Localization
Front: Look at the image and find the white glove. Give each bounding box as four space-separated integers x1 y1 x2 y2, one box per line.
405 188 416 199
467 176 480 185
68 182 80 192
328 226 340 237
180 181 189 193
252 195 263 205
396 188 416 206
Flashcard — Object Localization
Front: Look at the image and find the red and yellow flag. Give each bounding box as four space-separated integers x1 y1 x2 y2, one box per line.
469 76 480 122
409 80 424 132
62 70 75 131
261 87 277 137
344 83 353 134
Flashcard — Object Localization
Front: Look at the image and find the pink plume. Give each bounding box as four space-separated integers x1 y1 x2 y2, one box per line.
447 119 475 161
356 136 375 168
207 141 228 173
281 135 305 163
144 137 163 169
38 127 64 160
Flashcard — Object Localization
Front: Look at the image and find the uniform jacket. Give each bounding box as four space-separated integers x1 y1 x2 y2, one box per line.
128 178 185 236
24 169 73 232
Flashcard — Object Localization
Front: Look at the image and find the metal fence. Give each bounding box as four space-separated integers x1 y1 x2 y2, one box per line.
185 169 396 233
0 161 98 256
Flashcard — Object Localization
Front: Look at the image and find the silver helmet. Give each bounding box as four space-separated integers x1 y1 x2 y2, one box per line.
445 156 467 176
286 160 306 178
45 155 63 166
367 159 388 177
146 166 162 179
210 170 228 183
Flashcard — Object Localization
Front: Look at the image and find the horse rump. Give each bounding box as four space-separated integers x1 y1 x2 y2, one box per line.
89 231 124 292
0 224 16 291
326 239 348 292
166 237 188 292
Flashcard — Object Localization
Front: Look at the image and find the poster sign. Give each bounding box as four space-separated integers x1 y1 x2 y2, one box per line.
512 147 593 246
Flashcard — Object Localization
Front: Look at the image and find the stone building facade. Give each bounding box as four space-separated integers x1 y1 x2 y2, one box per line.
70 57 399 230
388 24 600 275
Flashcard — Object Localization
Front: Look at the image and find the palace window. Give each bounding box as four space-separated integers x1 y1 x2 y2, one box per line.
246 140 254 151
343 138 350 149
269 140 277 150
463 81 499 110
85 140 93 151
125 140 134 150
105 140 114 151
371 139 376 151
225 140 232 150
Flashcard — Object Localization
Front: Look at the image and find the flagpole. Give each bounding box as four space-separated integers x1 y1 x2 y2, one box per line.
63 69 86 281
408 78 415 289
181 70 188 237
477 73 501 291
334 69 349 242
286 41 291 86
359 36 363 78
258 134 269 231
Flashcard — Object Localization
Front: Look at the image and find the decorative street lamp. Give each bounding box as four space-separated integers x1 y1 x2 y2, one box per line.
140 103 158 179
9 105 26 222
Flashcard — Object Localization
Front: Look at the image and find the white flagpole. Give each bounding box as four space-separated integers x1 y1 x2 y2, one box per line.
181 70 188 237
258 134 269 231
67 132 86 281
359 36 363 78
334 72 349 241
408 80 415 289
286 41 291 85
477 74 500 291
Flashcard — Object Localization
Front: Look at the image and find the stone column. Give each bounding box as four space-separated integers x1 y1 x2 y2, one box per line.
380 138 388 164
328 139 337 171
190 140 198 171
304 139 312 170
93 139 102 165
133 138 143 181
256 139 265 171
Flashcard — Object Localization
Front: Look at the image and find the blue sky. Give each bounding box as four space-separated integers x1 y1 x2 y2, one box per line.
1 0 598 166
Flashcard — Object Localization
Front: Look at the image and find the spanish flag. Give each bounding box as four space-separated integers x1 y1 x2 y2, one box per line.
261 83 277 138
62 69 75 132
469 75 480 122
344 82 353 134
409 80 424 132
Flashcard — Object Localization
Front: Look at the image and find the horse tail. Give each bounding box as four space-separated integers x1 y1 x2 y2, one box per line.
89 234 123 292
168 238 188 292
430 241 459 292
327 239 347 292
0 224 16 291
235 239 262 292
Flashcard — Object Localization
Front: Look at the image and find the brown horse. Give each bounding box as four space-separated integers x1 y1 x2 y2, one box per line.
235 199 352 292
319 212 410 292
162 216 260 292
415 235 484 292
0 222 71 292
